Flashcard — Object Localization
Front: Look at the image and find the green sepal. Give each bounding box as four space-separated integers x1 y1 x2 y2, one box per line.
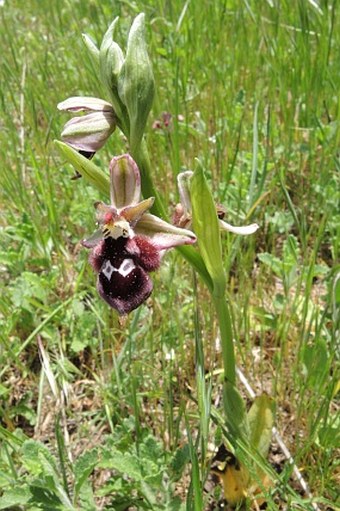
248 394 275 459
55 141 109 197
191 163 226 297
118 13 155 152
223 380 250 443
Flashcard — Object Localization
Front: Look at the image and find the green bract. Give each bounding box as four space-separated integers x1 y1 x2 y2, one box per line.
82 33 100 65
55 142 110 196
191 164 226 297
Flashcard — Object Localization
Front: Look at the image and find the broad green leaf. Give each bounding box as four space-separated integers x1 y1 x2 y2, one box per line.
22 440 59 476
191 164 225 297
74 449 98 496
258 252 282 277
0 487 31 510
35 457 74 509
302 339 329 390
139 434 163 464
169 443 190 482
223 381 249 442
55 141 110 197
166 496 185 511
28 484 64 510
0 383 9 397
99 448 142 481
0 424 26 446
248 394 275 459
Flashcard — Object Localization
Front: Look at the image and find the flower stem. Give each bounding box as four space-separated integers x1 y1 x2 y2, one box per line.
131 139 167 219
213 294 236 386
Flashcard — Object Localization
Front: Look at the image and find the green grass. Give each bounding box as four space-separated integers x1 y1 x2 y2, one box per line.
0 0 339 510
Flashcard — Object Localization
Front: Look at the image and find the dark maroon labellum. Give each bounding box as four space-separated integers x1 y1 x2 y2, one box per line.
90 235 161 315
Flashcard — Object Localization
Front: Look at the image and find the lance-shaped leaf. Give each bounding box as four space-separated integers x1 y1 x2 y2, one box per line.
223 381 250 442
248 394 275 459
191 164 226 297
118 13 155 152
55 141 110 196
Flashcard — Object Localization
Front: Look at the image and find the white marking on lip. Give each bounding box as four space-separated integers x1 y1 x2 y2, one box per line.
118 258 135 277
101 259 136 280
101 260 115 280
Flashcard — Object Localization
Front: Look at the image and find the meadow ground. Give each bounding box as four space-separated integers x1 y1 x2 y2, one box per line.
0 1 339 510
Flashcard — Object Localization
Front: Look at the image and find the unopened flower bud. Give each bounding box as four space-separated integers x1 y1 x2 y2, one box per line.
99 18 127 128
118 13 155 152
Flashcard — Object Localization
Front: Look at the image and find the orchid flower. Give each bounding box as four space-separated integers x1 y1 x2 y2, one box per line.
82 155 196 315
174 171 259 235
57 97 116 158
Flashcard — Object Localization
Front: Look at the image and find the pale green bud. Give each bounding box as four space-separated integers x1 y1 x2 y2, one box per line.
118 13 155 152
99 17 127 127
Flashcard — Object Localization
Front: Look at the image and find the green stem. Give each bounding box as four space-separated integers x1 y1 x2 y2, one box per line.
178 245 213 293
131 139 167 219
213 294 236 386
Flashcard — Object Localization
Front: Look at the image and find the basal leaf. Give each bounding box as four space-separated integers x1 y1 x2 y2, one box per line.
22 440 58 476
247 394 275 459
223 381 249 442
169 443 190 482
99 448 142 481
74 448 98 496
0 487 31 510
